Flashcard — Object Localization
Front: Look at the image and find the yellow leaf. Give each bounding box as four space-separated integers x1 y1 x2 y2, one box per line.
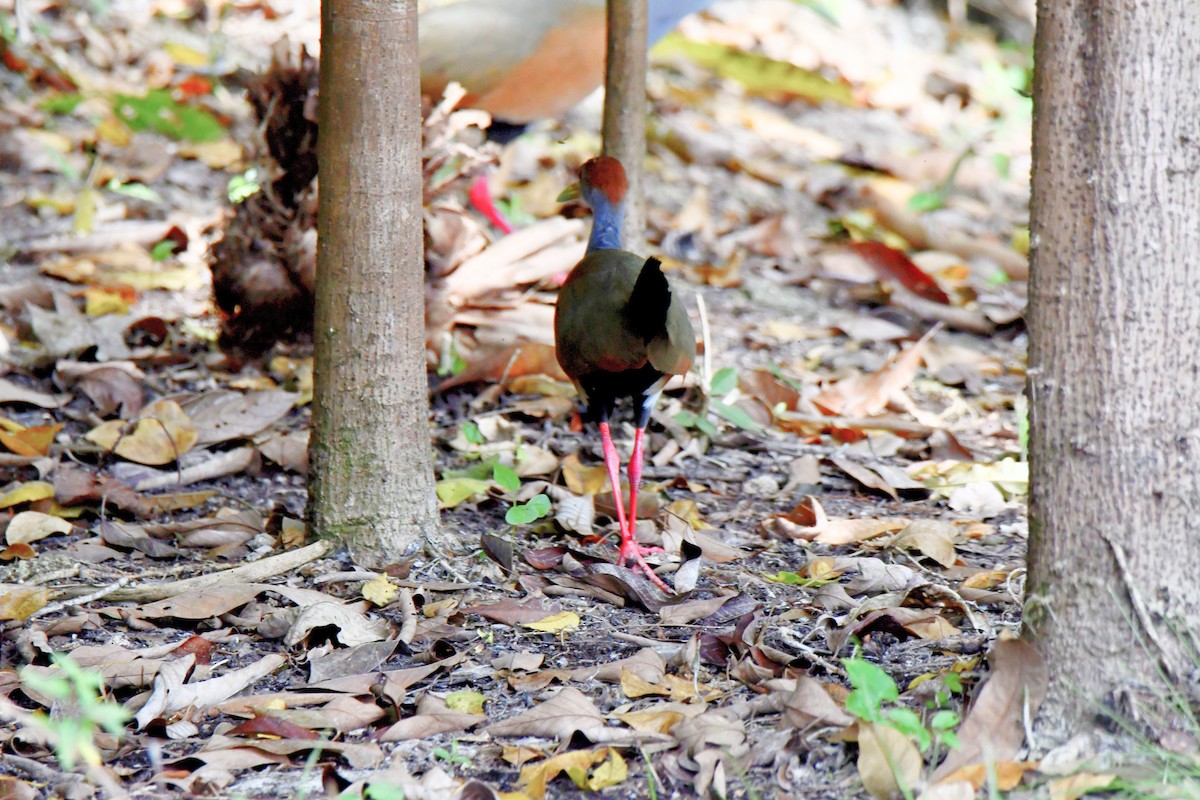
163 42 209 67
586 748 627 790
107 266 206 291
521 611 580 633
562 453 609 496
73 187 99 234
0 481 56 509
6 511 74 545
177 138 242 169
445 690 485 715
95 115 132 146
621 670 670 699
1049 773 1118 800
0 423 62 456
361 574 398 606
519 749 603 800
0 416 23 433
615 708 685 734
84 287 132 317
85 399 197 465
0 586 53 621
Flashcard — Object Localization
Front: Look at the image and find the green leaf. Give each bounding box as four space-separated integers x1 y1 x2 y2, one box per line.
929 709 959 731
365 782 408 800
937 730 961 750
113 89 225 142
907 190 944 213
435 478 492 507
843 658 898 722
506 493 551 525
942 672 963 694
38 93 84 114
654 34 854 106
227 169 261 203
884 707 930 751
696 417 719 438
711 400 764 433
150 239 177 261
493 464 520 494
105 178 161 203
709 367 738 396
461 421 484 445
674 410 699 427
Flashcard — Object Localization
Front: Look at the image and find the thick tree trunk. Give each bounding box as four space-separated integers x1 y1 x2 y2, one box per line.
310 0 437 567
1026 0 1200 731
601 0 648 254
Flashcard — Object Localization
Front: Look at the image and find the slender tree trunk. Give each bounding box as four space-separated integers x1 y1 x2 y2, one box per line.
311 0 437 567
1026 0 1200 731
602 0 648 254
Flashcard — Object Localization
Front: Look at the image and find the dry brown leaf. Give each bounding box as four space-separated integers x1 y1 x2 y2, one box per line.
284 602 392 648
892 519 960 569
5 511 74 545
932 637 1048 782
86 398 198 465
486 686 608 742
183 389 297 446
0 586 53 621
1048 772 1118 800
858 721 922 800
381 694 484 742
138 584 262 620
936 760 1035 791
780 676 855 731
813 327 938 417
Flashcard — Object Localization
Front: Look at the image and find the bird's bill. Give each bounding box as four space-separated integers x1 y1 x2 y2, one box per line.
556 182 581 203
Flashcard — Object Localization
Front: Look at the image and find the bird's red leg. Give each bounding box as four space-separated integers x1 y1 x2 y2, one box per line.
619 425 670 592
598 421 630 539
626 426 664 557
468 174 514 234
600 423 670 592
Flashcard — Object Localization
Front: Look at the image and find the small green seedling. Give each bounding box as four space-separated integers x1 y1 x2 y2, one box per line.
227 168 261 203
432 739 472 768
506 493 551 525
19 653 130 771
677 366 764 436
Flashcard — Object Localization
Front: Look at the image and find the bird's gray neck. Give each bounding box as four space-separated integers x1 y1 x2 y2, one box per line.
587 216 623 251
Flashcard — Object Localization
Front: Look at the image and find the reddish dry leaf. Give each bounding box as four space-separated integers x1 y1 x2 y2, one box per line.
937 760 1036 792
463 598 558 627
847 241 951 304
932 637 1048 782
228 713 319 741
434 342 569 393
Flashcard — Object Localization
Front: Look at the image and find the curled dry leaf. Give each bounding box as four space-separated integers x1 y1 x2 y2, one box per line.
284 601 392 648
86 398 198 465
812 326 938 417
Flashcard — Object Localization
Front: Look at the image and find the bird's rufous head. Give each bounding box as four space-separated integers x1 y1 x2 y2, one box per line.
579 156 628 206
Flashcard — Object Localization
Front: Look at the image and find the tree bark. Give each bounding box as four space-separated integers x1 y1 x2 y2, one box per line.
311 0 437 567
601 0 648 254
1026 0 1200 731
